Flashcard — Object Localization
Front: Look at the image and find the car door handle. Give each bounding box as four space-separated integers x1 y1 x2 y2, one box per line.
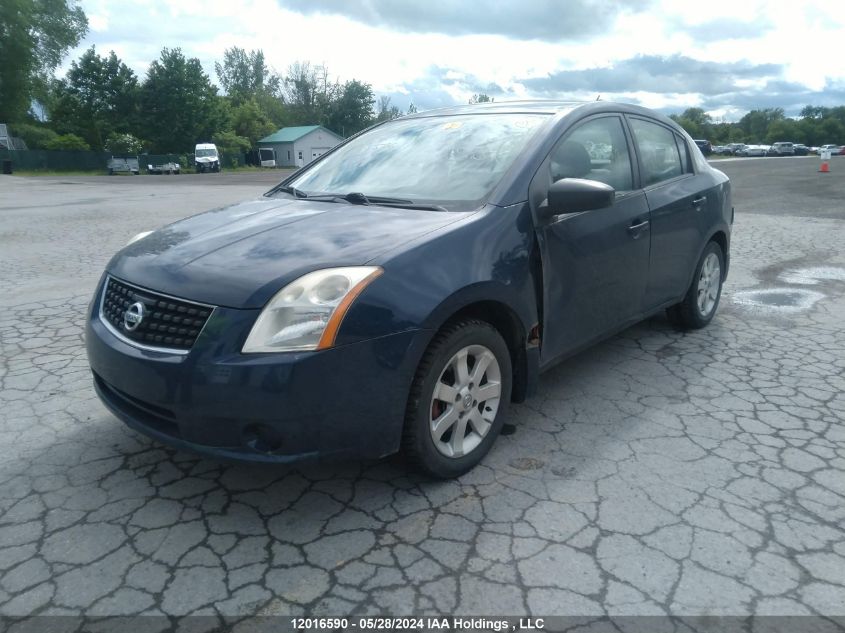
627 219 650 238
692 195 707 208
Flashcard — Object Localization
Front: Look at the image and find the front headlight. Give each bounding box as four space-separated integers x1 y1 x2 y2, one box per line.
126 230 153 246
242 266 383 353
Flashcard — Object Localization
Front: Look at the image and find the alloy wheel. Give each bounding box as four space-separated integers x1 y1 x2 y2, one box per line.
429 344 502 458
697 252 721 317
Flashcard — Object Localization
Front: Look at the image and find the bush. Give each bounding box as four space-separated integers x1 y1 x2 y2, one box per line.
44 134 91 151
10 123 59 149
104 132 143 154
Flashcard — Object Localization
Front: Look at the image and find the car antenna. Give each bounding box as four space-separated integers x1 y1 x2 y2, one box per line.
596 94 601 101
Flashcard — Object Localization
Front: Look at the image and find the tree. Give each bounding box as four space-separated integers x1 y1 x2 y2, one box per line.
9 122 58 148
764 118 799 144
670 114 701 139
50 46 140 149
215 47 280 104
326 80 375 136
44 132 89 150
140 48 225 152
375 96 401 122
282 61 341 125
670 108 715 140
678 107 711 128
799 105 827 120
469 93 493 104
229 99 276 144
738 108 784 141
104 132 143 154
0 0 88 122
212 130 251 166
818 118 845 144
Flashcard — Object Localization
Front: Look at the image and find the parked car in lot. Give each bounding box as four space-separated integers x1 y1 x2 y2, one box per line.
769 142 795 156
817 144 841 155
726 143 746 155
87 101 733 477
693 139 712 155
147 159 180 175
793 144 810 156
740 144 769 157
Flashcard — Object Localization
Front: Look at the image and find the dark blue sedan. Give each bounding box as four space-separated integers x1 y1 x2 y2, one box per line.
87 101 732 478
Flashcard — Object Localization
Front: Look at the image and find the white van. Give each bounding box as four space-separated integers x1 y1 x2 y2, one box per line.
194 143 220 173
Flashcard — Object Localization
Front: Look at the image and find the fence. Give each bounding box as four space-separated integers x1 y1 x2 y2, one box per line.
0 149 112 171
0 149 251 172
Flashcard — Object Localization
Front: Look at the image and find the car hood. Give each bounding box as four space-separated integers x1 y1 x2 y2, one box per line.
108 196 469 308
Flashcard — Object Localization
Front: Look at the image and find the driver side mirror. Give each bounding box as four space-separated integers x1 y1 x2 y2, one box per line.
539 178 615 222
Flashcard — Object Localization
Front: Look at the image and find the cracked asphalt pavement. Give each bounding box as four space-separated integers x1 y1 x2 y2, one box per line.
1 160 844 618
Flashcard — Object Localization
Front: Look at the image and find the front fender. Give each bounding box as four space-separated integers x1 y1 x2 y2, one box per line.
338 203 539 345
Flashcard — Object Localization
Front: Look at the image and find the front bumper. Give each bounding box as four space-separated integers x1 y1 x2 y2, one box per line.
86 279 428 463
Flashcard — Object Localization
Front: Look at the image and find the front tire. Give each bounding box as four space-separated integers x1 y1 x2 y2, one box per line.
667 241 724 329
403 319 512 478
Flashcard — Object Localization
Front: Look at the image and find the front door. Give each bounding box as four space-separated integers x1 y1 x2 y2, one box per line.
535 115 651 364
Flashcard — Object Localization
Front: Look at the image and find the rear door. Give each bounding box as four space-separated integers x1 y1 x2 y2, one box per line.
533 114 651 363
627 116 710 309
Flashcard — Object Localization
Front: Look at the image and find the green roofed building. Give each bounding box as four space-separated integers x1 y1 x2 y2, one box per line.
258 125 344 167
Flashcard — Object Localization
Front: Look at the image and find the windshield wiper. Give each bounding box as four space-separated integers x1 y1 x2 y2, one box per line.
373 201 449 212
272 188 448 211
343 193 448 212
274 185 308 198
272 186 344 203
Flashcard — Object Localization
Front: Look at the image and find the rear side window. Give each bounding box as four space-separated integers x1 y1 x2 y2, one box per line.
549 116 633 192
629 118 684 186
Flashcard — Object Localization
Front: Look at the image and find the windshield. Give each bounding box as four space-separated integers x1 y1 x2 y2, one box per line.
286 113 548 209
196 148 218 157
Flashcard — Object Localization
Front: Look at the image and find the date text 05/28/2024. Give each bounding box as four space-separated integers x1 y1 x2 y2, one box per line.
289 617 546 631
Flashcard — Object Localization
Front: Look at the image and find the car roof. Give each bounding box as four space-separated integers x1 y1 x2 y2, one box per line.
402 100 676 119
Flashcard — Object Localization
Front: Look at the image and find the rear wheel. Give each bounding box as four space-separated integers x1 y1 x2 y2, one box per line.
403 320 512 478
667 241 724 329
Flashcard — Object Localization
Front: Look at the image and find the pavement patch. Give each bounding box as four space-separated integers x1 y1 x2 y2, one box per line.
731 288 826 312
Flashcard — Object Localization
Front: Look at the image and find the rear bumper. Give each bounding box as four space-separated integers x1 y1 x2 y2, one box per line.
86 283 430 463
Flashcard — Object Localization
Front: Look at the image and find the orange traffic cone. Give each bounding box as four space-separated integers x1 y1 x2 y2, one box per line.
819 161 830 173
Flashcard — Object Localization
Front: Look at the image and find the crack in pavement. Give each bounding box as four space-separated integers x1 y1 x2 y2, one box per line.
1 179 844 617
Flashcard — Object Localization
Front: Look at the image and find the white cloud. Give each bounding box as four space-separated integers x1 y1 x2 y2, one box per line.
62 0 845 117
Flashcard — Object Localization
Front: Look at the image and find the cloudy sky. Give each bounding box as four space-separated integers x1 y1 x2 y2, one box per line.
67 0 845 120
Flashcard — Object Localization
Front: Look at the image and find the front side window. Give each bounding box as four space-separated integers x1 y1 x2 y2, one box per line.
629 118 684 186
287 113 549 208
548 116 633 192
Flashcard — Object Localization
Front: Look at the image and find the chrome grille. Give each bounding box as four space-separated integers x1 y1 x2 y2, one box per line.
100 276 213 352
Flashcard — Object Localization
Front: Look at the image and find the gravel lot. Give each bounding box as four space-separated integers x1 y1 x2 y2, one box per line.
1 159 844 619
